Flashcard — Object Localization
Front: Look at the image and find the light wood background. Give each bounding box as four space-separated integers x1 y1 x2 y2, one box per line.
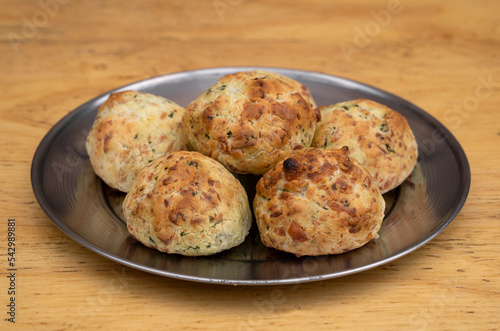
1 0 499 330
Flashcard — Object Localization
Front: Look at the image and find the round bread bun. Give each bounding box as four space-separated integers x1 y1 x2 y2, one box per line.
86 90 189 192
253 147 385 257
312 99 418 193
182 70 318 175
123 151 252 256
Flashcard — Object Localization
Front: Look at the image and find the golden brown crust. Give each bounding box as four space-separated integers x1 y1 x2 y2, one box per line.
182 70 318 175
253 147 385 257
312 99 418 193
123 151 252 256
86 90 190 192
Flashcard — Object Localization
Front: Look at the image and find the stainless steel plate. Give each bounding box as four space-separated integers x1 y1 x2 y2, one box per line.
31 67 470 285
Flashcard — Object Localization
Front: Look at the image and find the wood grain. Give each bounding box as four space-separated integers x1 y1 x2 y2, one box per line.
1 0 499 330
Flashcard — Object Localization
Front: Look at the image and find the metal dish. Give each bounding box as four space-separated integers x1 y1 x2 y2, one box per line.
31 67 470 285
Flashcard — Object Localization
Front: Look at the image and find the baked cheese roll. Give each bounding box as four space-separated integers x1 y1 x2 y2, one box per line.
86 90 189 192
254 147 385 257
313 99 418 193
182 70 318 175
123 151 252 256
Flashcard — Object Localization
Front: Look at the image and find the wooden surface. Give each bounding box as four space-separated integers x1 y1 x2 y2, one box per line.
1 0 499 329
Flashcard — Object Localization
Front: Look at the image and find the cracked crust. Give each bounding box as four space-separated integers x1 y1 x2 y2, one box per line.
86 90 190 192
312 99 418 193
253 147 385 257
123 151 252 256
182 70 318 175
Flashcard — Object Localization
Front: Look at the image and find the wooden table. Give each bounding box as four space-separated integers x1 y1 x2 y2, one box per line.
1 0 499 329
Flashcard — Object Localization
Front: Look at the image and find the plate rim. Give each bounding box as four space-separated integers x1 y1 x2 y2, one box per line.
31 66 471 285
